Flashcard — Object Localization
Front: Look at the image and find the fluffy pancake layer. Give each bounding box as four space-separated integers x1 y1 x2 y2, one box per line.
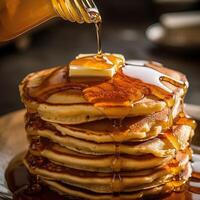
27 121 193 157
24 150 191 194
40 162 191 200
26 108 170 143
29 139 174 172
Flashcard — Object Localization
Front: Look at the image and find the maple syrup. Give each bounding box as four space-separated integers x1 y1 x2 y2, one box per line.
83 63 187 108
111 143 122 195
95 22 102 55
175 115 197 130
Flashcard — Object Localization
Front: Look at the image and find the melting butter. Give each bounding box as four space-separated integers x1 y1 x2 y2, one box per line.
69 53 125 77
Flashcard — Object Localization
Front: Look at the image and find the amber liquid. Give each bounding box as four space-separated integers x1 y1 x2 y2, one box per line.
0 0 56 42
95 22 102 55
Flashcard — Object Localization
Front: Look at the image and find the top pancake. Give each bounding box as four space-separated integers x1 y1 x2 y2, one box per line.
19 59 188 124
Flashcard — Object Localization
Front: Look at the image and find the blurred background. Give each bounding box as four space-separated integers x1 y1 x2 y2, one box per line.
1 0 200 116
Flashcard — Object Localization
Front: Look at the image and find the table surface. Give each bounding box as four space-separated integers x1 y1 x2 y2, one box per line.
0 21 200 116
0 109 27 199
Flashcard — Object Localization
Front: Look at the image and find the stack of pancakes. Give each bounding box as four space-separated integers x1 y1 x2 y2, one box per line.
19 58 195 200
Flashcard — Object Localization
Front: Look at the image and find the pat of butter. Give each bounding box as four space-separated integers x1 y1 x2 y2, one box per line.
69 53 125 77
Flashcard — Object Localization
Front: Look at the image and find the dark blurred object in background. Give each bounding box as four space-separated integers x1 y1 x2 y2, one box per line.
153 0 200 15
0 0 200 115
95 0 200 23
146 11 200 48
96 0 154 23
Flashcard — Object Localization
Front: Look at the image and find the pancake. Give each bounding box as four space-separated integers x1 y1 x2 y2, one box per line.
29 139 173 172
42 179 165 200
25 108 171 143
40 162 192 200
19 56 195 199
26 123 193 157
19 61 187 124
26 98 166 124
24 151 190 193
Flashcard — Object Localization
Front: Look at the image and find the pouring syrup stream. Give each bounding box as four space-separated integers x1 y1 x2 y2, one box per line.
95 22 102 56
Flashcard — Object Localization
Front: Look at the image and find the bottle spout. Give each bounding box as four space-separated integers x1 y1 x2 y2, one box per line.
82 0 102 23
52 0 101 23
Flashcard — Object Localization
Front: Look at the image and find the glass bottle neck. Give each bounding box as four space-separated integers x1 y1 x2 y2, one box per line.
51 0 101 23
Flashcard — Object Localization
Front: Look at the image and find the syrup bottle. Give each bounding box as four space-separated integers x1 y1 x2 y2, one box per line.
0 0 101 42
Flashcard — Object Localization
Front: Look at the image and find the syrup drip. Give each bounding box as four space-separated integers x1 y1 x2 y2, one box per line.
88 6 102 55
175 114 197 130
123 64 171 93
163 111 197 152
95 22 102 55
160 107 196 156
160 76 188 94
111 143 122 195
164 151 189 177
103 118 123 196
80 7 102 55
123 63 188 107
163 131 181 151
163 180 187 197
